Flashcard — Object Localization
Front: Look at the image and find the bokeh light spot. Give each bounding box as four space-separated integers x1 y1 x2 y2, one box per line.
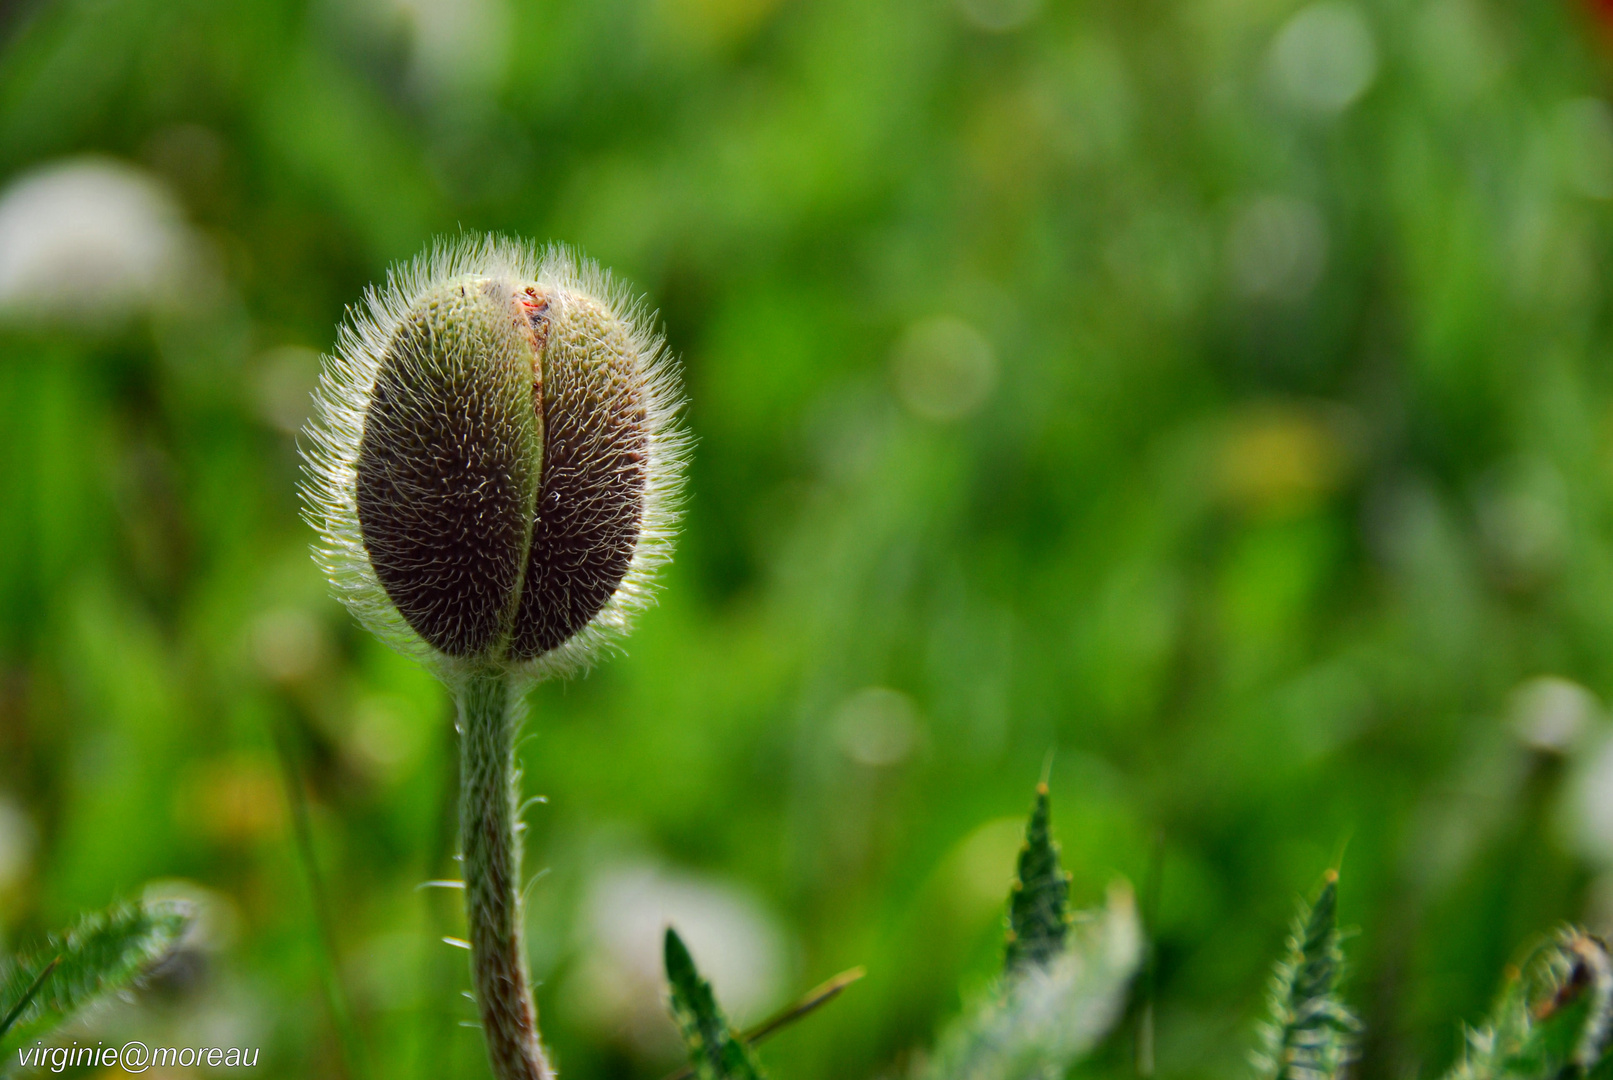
891 316 998 421
1268 1 1378 115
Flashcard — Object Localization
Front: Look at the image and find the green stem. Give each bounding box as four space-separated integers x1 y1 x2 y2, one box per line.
458 671 552 1080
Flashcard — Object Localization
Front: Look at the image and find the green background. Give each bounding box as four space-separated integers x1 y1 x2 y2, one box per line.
1 0 1611 1077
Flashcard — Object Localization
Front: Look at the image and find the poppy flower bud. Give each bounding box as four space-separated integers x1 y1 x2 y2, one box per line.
302 236 684 679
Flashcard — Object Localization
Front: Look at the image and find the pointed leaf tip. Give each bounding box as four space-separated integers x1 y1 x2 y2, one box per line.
663 926 766 1080
1294 875 1340 1006
665 927 695 983
1005 781 1071 975
1253 872 1358 1080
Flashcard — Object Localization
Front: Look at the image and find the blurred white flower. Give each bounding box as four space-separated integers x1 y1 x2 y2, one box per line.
1268 2 1378 116
0 158 198 322
350 0 510 99
572 861 787 1056
1569 733 1613 864
1511 676 1597 755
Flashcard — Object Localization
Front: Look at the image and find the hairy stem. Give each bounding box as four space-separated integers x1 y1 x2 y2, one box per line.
458 671 552 1080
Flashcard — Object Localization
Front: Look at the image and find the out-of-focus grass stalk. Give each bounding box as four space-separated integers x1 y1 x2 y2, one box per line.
418 705 465 1080
272 718 370 1080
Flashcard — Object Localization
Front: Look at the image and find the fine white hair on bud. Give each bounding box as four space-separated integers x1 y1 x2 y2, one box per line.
300 234 687 682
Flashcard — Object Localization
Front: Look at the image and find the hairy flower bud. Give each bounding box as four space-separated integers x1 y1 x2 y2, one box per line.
302 237 684 679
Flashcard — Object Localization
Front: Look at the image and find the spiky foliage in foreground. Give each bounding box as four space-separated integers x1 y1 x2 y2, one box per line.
919 782 1141 1080
1005 783 1071 974
1442 931 1613 1080
1240 874 1613 1080
664 928 767 1080
654 784 1613 1080
0 899 190 1060
657 781 1139 1080
1253 872 1360 1080
922 884 1142 1080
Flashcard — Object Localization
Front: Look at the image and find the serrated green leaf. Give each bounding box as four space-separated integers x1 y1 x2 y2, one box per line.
0 898 190 1058
664 927 767 1080
1252 872 1360 1080
1445 931 1613 1080
1005 782 1070 975
0 958 57 1043
922 882 1142 1080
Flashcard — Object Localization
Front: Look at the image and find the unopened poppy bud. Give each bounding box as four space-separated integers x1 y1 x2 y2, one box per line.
302 236 684 678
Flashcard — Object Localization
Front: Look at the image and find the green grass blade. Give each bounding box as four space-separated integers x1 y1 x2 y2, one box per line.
1004 782 1071 975
661 967 865 1080
0 899 189 1056
272 716 370 1080
664 928 767 1080
1252 871 1360 1080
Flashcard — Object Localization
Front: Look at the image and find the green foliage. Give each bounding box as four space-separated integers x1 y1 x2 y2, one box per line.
921 783 1141 1080
1443 932 1613 1080
0 899 190 1058
921 885 1142 1080
3 0 1613 1075
661 957 864 1080
659 780 1137 1080
1253 873 1360 1080
0 957 56 1044
664 927 767 1080
1243 878 1613 1080
1004 784 1071 975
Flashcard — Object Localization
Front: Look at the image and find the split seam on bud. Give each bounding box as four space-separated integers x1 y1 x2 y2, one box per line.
300 235 687 683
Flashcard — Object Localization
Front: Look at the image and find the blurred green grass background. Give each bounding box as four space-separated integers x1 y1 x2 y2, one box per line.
1 0 1612 1077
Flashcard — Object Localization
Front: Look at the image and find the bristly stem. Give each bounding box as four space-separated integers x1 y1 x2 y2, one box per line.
458 671 552 1080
